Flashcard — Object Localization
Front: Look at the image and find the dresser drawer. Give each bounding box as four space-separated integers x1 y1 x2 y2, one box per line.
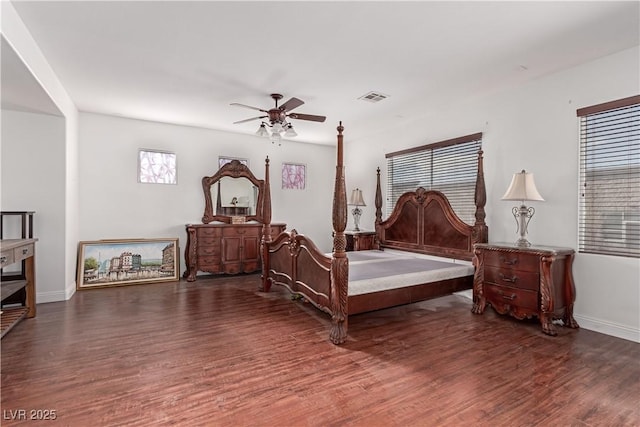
485 283 538 311
484 267 539 291
223 226 260 237
197 236 221 247
14 243 35 263
197 227 223 238
0 249 15 268
197 245 221 256
483 250 539 273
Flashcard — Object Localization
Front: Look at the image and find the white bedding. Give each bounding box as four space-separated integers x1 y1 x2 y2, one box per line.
346 249 473 296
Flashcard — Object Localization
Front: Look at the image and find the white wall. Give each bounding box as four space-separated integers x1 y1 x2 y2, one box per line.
346 46 640 342
78 112 337 276
2 1 79 302
1 110 66 301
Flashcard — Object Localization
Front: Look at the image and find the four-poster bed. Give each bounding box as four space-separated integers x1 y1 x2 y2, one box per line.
259 122 488 344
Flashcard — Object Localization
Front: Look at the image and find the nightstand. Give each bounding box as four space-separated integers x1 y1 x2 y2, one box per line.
471 243 579 336
345 231 377 251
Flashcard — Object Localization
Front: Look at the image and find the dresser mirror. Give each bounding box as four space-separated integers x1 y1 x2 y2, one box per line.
212 177 259 217
201 160 265 224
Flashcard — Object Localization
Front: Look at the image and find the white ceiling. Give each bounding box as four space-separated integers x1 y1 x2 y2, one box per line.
1 37 62 116
7 1 640 145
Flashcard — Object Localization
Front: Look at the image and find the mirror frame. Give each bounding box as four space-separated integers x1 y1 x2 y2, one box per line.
202 160 265 224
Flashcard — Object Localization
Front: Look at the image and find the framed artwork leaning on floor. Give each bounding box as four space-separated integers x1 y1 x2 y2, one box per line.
76 238 179 289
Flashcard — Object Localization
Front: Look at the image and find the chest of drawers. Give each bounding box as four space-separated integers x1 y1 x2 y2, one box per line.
471 243 579 336
184 223 286 281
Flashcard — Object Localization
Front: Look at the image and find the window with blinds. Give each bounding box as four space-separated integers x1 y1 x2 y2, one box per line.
577 95 640 258
386 133 482 224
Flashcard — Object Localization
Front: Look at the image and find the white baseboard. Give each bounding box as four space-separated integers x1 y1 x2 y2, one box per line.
36 290 67 303
65 281 77 300
36 281 77 303
574 314 640 343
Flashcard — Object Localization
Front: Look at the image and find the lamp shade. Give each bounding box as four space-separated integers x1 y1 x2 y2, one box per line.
501 170 544 202
349 188 366 206
256 123 270 137
284 124 297 137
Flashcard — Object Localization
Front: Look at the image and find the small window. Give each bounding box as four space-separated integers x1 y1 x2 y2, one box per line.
577 95 640 258
138 149 176 184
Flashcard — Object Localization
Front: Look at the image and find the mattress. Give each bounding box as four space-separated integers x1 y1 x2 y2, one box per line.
347 249 473 296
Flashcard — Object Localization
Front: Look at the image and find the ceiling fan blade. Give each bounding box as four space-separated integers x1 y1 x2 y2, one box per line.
279 97 304 112
288 113 326 123
230 103 268 113
233 115 267 124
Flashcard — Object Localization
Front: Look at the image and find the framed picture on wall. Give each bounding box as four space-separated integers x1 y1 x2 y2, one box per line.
282 162 306 190
76 238 179 289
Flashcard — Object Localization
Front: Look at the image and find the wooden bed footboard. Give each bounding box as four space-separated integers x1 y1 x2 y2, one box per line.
263 230 334 315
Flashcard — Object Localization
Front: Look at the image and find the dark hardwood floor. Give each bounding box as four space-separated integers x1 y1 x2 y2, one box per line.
2 274 638 426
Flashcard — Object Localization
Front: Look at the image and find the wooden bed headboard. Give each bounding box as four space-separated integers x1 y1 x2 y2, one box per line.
374 151 488 261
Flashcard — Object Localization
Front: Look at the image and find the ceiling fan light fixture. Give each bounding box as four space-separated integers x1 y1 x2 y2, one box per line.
256 123 270 137
270 131 282 145
271 122 284 133
233 93 326 141
284 123 297 137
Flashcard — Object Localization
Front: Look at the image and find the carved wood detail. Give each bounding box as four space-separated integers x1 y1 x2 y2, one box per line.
263 124 488 344
186 157 283 281
374 148 488 261
330 122 348 344
472 243 579 336
202 159 265 224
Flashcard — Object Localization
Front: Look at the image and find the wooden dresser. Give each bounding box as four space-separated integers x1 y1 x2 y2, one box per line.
471 243 579 336
184 223 286 281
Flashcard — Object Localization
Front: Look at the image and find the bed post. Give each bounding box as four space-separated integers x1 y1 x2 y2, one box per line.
330 122 349 345
375 167 383 226
474 150 488 243
374 167 383 249
261 156 273 291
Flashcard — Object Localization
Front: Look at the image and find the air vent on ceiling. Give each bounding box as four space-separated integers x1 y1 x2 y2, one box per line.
358 91 389 103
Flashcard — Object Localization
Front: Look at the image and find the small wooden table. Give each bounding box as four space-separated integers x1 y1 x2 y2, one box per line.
471 242 579 336
1 238 37 338
345 230 377 251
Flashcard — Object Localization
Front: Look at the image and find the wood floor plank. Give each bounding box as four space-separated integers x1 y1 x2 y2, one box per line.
1 274 638 426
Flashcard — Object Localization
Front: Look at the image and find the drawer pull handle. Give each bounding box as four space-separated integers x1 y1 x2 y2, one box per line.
497 289 517 300
22 248 29 255
499 273 518 283
236 229 246 234
0 256 6 263
499 256 518 266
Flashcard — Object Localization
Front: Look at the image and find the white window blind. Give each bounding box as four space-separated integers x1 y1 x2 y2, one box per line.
386 133 482 224
578 95 640 258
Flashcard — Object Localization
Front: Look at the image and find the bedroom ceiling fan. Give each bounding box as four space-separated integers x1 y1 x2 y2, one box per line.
231 93 326 144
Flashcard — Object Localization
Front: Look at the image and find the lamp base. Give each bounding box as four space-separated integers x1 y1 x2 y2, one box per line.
514 237 532 248
511 204 536 248
351 207 362 232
